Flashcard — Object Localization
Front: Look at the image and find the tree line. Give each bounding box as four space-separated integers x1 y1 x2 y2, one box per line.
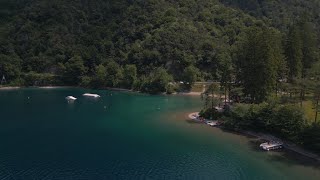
0 0 319 94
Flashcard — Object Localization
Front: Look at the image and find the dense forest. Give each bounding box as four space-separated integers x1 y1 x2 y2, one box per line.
1 0 320 153
0 0 319 92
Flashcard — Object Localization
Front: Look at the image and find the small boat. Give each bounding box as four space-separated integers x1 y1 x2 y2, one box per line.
83 93 101 98
191 114 199 120
206 121 219 127
66 96 77 101
260 141 283 151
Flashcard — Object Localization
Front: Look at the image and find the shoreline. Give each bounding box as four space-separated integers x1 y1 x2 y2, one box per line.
0 86 203 96
188 112 320 162
0 86 20 90
0 86 74 90
105 87 134 92
38 86 75 89
239 130 320 161
173 92 203 96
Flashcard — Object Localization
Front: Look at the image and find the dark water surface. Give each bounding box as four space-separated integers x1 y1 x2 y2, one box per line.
0 88 319 180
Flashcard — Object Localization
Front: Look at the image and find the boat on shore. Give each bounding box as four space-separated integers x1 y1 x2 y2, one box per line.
66 96 77 101
260 141 283 151
206 120 219 127
83 93 101 98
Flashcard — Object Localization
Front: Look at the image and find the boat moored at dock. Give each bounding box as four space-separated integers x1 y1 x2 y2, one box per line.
260 141 283 151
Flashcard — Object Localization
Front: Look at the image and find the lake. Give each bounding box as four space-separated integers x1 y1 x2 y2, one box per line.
0 88 319 179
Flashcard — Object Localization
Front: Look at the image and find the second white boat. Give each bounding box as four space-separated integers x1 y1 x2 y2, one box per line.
83 93 101 98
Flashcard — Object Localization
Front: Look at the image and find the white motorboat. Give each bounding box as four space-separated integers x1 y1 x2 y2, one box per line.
83 93 101 98
66 96 77 101
260 141 283 151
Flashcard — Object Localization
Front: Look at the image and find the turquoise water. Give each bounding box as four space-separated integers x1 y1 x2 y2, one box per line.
0 88 319 179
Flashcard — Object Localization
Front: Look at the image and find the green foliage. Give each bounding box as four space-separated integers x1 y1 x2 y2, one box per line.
105 61 123 88
286 25 303 80
221 0 320 33
166 83 178 95
238 27 284 103
63 56 87 85
217 51 233 88
271 105 305 141
182 65 199 88
200 108 224 120
22 72 60 86
80 76 92 87
301 22 319 72
91 64 107 88
223 103 305 141
0 0 265 88
122 64 137 89
301 123 320 152
0 54 21 81
202 83 221 109
141 67 173 94
0 0 319 97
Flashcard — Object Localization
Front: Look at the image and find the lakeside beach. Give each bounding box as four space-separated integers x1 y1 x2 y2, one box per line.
0 86 20 90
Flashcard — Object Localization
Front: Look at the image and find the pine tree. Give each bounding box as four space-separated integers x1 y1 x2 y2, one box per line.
238 27 284 103
298 16 319 76
285 25 303 81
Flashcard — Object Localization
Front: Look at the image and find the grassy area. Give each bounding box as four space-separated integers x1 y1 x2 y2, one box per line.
191 84 205 92
302 100 318 123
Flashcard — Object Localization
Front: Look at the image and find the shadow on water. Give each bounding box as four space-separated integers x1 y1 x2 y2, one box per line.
247 138 320 169
186 120 320 169
266 149 320 169
185 119 204 124
219 128 257 139
182 117 320 170
216 127 320 169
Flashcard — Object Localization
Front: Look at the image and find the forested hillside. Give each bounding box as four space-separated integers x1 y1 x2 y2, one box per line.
220 0 320 31
0 0 319 95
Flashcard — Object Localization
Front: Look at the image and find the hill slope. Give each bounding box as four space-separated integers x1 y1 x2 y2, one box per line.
0 0 319 89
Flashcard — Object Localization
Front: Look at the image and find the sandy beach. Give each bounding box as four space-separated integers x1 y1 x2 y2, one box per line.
172 92 202 96
0 86 74 90
0 86 20 90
